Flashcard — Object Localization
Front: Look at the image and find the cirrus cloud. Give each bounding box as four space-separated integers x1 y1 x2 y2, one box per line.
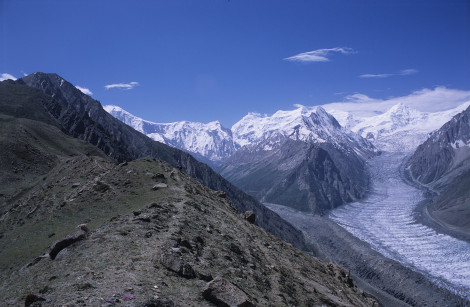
284 47 355 62
359 68 418 79
105 81 139 90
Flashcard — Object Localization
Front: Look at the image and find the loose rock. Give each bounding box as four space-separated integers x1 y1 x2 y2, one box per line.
152 183 168 190
202 276 254 307
242 211 256 224
160 253 196 279
49 226 89 260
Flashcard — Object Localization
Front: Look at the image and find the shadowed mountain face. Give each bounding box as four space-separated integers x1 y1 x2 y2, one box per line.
407 105 470 187
4 74 306 250
406 105 470 233
219 138 370 214
0 83 378 305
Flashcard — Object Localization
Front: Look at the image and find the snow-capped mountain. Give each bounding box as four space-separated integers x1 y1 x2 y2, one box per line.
232 105 377 158
104 105 238 164
105 104 377 213
328 102 470 152
105 104 376 164
218 106 378 213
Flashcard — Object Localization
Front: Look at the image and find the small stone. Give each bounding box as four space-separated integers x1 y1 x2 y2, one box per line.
196 269 213 282
135 215 151 223
216 191 226 198
142 297 175 307
152 183 168 190
152 173 166 180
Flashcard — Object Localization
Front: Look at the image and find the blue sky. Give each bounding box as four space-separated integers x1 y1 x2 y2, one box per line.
1 0 470 127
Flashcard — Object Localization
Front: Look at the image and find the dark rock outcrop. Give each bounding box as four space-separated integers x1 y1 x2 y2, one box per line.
406 105 470 232
407 105 470 188
24 293 46 307
242 211 256 224
49 226 89 260
160 253 196 279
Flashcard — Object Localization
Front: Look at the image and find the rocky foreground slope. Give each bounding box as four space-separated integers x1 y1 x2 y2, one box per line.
0 93 377 305
1 156 377 306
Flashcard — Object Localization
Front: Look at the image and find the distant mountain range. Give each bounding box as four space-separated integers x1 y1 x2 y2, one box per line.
106 104 378 213
104 105 238 165
105 99 470 213
329 102 470 152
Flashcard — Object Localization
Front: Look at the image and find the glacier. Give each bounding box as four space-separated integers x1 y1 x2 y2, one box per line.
329 152 470 299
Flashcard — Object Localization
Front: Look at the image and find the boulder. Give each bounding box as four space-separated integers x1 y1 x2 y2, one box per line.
49 225 89 260
24 293 46 307
242 211 256 224
160 253 196 279
202 276 254 307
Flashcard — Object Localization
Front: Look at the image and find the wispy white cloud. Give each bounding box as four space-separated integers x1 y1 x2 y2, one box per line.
105 81 139 90
359 68 418 79
359 73 393 79
284 47 355 63
75 86 93 96
400 69 418 75
0 73 17 81
323 87 470 118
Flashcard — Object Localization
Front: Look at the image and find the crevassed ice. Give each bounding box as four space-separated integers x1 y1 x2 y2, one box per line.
329 152 470 299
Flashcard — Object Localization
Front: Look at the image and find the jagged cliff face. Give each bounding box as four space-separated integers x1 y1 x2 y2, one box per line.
10 74 306 250
406 105 470 233
406 105 470 188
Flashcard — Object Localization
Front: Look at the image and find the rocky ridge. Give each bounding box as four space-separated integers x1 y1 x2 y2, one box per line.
14 73 305 250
